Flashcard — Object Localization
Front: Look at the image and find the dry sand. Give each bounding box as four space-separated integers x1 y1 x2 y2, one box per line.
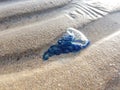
0 0 120 90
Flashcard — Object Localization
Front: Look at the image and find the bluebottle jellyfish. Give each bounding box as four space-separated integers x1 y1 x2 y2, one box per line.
43 28 90 60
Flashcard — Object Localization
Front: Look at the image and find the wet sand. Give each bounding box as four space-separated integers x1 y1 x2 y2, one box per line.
0 0 120 90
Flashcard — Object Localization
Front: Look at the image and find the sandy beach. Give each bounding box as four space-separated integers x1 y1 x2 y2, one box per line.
0 0 120 90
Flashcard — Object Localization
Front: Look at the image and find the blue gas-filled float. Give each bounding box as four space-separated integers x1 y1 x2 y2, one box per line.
43 28 90 60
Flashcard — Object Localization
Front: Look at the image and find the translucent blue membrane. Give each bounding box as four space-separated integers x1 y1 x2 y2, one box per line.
43 28 90 60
